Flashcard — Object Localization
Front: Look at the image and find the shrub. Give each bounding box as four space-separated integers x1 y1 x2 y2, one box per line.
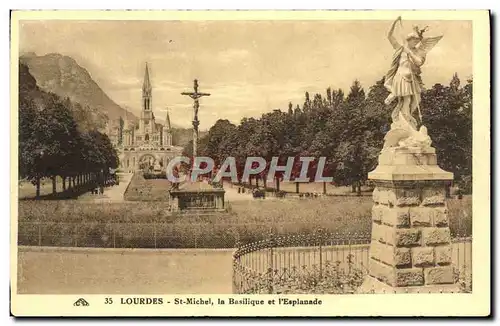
275 191 286 198
458 175 472 195
252 189 265 199
447 196 472 238
239 259 366 294
454 265 472 293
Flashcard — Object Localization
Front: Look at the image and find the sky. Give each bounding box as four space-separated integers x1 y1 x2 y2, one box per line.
19 19 472 129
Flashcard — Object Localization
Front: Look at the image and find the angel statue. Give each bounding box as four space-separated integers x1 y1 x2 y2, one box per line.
383 16 443 149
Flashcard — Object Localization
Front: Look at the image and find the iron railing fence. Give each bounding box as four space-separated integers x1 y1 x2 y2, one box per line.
232 231 473 294
17 221 472 293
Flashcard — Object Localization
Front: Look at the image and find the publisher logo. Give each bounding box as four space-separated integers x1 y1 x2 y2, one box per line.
73 298 90 306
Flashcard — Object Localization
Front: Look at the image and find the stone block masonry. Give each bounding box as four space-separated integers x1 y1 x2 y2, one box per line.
366 179 456 289
359 146 456 293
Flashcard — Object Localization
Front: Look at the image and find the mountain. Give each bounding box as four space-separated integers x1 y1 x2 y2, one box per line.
19 52 137 126
171 128 208 148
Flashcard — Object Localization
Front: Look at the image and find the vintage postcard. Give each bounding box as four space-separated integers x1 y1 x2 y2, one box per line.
10 10 490 317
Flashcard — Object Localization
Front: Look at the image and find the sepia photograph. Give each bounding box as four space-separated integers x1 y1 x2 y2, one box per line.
10 10 490 317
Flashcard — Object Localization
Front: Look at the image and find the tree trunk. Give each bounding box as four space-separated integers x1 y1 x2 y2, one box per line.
52 176 57 195
256 177 259 189
62 177 66 191
36 177 40 198
296 182 299 194
351 183 356 193
323 181 327 195
249 177 252 187
276 177 280 192
356 181 362 196
263 176 267 190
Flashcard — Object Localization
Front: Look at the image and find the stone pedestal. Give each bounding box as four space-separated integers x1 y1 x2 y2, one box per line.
169 181 226 212
357 147 459 293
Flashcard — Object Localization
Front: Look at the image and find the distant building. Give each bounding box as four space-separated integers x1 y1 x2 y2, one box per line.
107 63 183 172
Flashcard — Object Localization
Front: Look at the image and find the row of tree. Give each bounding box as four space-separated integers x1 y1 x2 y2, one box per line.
184 74 472 194
19 63 119 197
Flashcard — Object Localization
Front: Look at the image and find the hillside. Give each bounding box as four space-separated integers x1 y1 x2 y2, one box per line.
20 52 210 146
20 52 137 126
172 128 208 148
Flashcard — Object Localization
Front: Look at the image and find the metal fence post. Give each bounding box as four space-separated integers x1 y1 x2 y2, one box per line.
318 228 323 279
348 232 352 275
267 228 274 294
38 221 42 247
233 239 241 294
154 221 157 249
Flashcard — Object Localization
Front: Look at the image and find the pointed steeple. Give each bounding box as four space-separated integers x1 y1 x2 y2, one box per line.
142 62 152 112
143 62 152 92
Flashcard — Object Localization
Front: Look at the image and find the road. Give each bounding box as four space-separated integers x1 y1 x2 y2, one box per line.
17 247 233 294
90 173 133 202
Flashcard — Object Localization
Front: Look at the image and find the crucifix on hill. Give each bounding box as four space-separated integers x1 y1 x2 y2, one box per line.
181 79 211 157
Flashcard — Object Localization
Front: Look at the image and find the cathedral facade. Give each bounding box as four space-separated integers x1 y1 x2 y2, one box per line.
107 63 184 172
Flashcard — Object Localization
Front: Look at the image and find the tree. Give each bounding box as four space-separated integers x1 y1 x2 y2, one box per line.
203 119 238 168
422 75 473 192
18 61 121 197
333 80 367 194
183 73 472 198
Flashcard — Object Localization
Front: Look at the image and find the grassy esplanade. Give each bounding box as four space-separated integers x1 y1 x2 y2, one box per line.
18 195 471 248
123 173 172 202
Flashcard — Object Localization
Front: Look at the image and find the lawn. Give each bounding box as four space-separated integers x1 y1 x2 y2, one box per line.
17 195 472 248
18 177 66 199
123 173 171 201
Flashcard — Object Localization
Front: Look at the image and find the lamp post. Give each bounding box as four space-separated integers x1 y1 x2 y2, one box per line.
100 168 104 194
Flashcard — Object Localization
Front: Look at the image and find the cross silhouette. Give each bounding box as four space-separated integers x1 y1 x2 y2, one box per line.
181 79 211 123
181 79 211 157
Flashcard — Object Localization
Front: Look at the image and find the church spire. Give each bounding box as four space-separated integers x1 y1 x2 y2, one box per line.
143 62 152 92
142 62 152 111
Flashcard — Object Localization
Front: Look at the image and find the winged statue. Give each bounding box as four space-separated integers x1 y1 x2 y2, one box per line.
382 16 443 149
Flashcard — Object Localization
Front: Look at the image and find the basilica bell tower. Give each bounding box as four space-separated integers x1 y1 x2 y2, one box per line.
140 62 154 139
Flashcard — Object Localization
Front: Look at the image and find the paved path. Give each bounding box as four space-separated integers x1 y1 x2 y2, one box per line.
17 247 233 294
92 173 133 203
222 182 255 202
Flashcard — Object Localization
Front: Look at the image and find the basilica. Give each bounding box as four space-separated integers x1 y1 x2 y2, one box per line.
106 63 184 172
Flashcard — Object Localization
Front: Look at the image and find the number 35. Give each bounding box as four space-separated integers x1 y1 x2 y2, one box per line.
105 298 113 304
